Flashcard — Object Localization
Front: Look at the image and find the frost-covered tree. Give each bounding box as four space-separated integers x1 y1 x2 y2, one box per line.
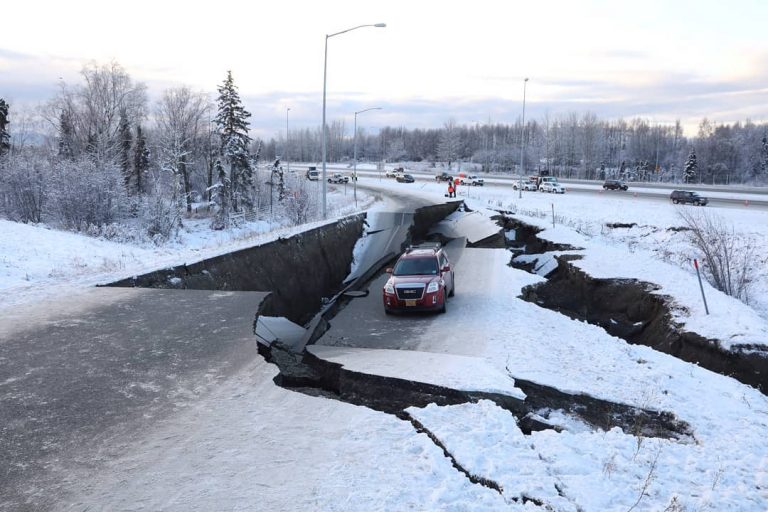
760 134 768 179
214 71 253 212
118 109 132 187
58 109 75 159
0 98 10 157
48 61 147 161
386 138 407 162
437 120 461 168
683 148 697 183
210 158 230 230
156 87 210 212
133 125 150 195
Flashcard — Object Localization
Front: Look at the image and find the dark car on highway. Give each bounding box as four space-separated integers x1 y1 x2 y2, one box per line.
435 172 453 182
670 190 709 206
396 174 415 183
603 179 628 191
383 244 455 314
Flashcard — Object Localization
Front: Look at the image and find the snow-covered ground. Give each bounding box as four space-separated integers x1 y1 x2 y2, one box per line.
0 185 377 310
3 175 768 510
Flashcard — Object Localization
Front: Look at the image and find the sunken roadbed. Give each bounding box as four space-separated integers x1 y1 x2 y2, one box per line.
501 215 768 394
256 209 693 456
109 215 367 325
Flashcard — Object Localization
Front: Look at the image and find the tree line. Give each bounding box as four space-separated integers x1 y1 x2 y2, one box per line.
1 61 767 243
262 115 767 185
0 62 315 242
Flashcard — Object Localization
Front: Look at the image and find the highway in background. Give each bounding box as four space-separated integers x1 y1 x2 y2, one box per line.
290 164 768 210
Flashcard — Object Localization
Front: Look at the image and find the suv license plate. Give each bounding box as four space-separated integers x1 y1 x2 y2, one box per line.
405 300 416 307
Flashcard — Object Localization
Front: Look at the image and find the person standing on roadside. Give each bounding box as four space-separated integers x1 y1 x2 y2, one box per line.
448 181 455 198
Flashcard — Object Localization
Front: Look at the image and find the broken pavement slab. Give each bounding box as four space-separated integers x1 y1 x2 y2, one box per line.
430 208 505 246
308 345 526 400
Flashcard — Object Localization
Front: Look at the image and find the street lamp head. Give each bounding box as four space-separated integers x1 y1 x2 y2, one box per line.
524 77 529 82
374 23 386 27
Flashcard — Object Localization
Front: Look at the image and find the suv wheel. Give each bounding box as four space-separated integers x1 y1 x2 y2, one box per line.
672 199 679 204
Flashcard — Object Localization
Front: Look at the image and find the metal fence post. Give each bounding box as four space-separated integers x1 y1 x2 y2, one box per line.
694 258 710 315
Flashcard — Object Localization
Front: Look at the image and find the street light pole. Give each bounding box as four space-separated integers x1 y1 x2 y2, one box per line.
353 107 382 208
285 107 290 176
322 23 386 219
519 77 529 199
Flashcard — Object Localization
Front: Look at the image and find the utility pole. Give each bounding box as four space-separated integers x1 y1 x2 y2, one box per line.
286 107 290 176
518 78 529 199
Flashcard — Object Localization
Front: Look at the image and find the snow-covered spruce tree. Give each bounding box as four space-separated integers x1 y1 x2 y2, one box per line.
58 109 76 160
118 109 132 190
214 71 253 213
133 125 150 195
683 148 697 184
210 159 231 230
0 98 10 157
760 134 768 180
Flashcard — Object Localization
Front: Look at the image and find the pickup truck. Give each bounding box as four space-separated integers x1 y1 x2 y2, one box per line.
460 175 484 186
327 173 349 184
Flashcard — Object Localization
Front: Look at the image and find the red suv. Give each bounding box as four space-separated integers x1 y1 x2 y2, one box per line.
383 244 455 314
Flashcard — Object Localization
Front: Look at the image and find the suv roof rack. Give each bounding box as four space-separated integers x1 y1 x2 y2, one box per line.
405 243 441 253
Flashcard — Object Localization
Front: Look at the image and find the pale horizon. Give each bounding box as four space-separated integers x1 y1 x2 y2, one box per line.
2 0 767 138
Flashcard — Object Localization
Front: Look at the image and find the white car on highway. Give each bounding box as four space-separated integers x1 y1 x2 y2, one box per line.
539 181 566 194
513 181 538 191
459 175 484 186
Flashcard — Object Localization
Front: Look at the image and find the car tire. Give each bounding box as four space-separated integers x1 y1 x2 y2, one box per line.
448 282 455 298
384 308 392 315
439 302 446 314
672 199 679 204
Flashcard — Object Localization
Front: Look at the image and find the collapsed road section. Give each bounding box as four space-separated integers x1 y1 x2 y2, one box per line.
251 206 691 437
102 201 697 507
500 214 768 394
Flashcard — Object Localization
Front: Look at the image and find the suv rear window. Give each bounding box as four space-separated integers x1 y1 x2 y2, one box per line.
393 257 438 276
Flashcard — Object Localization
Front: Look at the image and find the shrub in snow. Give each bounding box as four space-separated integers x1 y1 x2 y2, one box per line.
678 208 755 303
48 157 127 231
282 179 315 226
0 153 47 223
143 195 179 244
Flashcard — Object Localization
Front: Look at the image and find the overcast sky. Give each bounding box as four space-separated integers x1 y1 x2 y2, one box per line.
2 0 767 138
